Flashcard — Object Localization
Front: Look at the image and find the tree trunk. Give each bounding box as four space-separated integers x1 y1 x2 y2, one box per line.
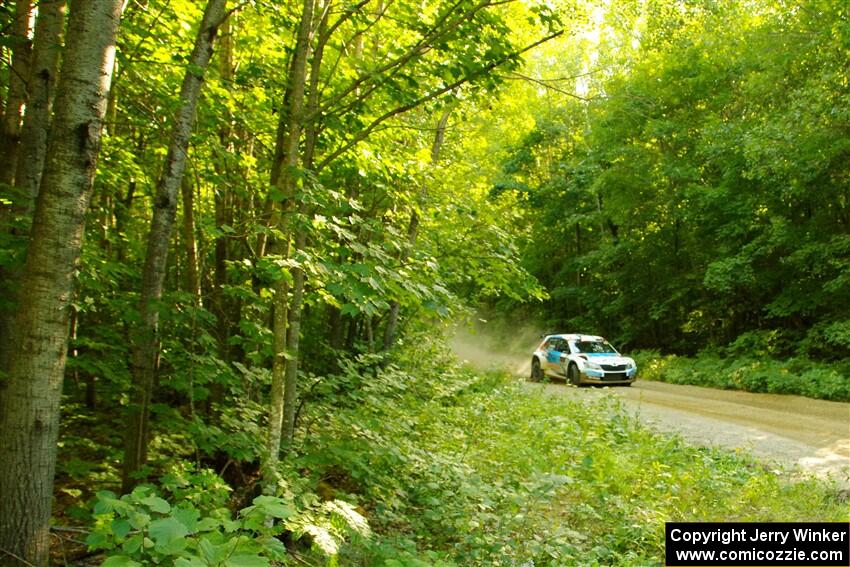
114 177 136 263
382 303 401 350
211 14 238 362
0 1 121 564
0 0 37 375
264 0 316 490
365 316 374 352
105 59 119 134
345 316 358 349
181 175 202 303
279 1 329 450
122 0 228 492
575 222 581 287
328 305 343 348
0 0 33 187
281 260 303 445
15 0 67 208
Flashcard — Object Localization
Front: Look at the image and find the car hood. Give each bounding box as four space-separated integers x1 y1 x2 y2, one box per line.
581 354 633 365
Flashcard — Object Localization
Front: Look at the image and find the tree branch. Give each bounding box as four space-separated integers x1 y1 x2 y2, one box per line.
318 0 502 121
314 0 478 117
317 0 395 97
316 29 564 171
500 71 594 101
326 0 373 38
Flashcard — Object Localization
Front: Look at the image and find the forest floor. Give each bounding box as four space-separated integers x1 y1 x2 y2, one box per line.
449 327 850 489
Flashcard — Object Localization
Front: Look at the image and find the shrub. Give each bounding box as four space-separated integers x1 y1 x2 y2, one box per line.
290 345 848 565
87 469 369 567
633 351 850 401
82 340 848 566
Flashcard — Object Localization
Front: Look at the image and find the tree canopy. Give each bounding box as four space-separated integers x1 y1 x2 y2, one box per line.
492 0 850 359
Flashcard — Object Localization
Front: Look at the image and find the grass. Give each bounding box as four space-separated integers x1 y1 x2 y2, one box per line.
298 355 848 566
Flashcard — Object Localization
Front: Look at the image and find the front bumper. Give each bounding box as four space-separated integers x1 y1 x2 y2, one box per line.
582 368 636 383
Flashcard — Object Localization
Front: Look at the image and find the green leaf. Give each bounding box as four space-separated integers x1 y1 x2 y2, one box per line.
122 534 143 555
111 518 132 540
196 517 221 532
174 558 206 567
141 495 171 514
128 486 152 499
85 532 108 549
101 556 142 567
172 506 200 533
94 491 119 514
258 537 287 561
159 536 189 556
224 554 269 567
128 511 151 531
250 495 295 519
340 303 359 317
221 517 241 533
148 516 189 549
198 536 222 565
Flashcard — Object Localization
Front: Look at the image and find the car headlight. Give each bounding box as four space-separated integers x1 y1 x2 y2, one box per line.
626 361 636 369
584 361 602 371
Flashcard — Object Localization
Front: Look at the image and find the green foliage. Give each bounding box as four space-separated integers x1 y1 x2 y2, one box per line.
282 337 848 565
488 0 850 362
56 325 847 566
12 0 848 564
636 351 850 402
158 463 234 513
88 469 370 567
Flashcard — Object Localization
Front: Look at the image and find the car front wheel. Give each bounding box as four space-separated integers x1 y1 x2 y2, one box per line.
530 358 543 382
568 363 581 386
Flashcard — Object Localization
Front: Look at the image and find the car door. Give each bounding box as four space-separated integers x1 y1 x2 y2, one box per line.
545 338 567 375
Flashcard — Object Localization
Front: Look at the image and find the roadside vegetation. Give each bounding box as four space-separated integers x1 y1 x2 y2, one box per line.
63 338 848 566
635 351 850 402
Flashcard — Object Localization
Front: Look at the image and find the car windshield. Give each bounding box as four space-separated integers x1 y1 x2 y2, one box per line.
574 340 617 354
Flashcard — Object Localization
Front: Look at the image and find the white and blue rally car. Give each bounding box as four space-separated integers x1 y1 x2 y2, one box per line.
530 333 637 386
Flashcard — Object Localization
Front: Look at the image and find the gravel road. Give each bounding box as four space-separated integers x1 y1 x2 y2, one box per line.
450 331 850 487
532 380 849 487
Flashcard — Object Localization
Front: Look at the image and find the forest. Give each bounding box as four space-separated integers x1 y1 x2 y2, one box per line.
0 0 847 565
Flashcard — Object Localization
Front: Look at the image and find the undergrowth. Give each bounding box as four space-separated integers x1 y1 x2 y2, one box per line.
634 351 850 401
71 336 848 566
291 340 847 565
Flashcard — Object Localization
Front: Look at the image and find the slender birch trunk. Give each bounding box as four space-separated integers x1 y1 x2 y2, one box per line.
211 15 238 363
280 2 330 446
264 0 316 490
281 250 304 445
0 0 67 376
0 1 121 564
122 0 228 491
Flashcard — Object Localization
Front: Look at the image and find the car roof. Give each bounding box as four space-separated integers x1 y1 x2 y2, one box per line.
545 333 605 342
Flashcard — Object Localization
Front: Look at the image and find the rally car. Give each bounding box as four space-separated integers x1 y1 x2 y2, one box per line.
530 334 637 386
